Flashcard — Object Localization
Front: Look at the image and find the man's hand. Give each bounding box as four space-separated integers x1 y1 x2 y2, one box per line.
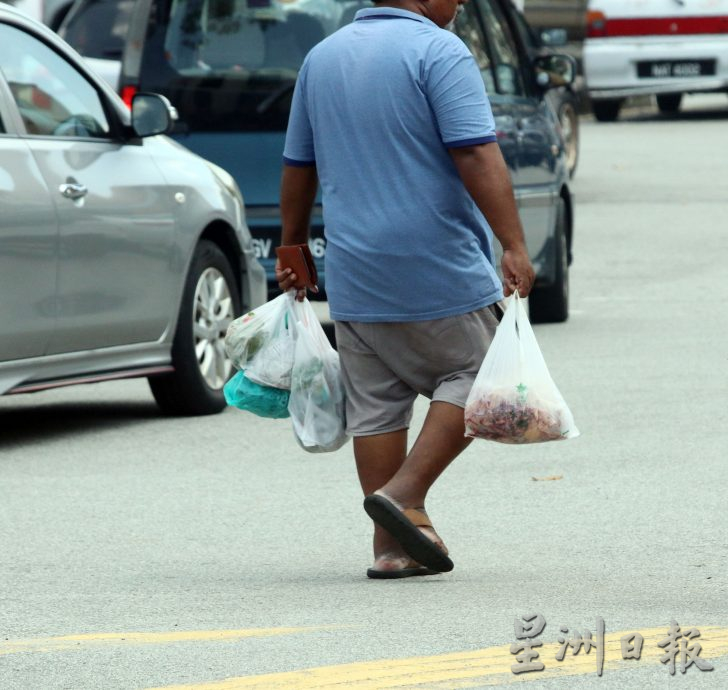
501 246 535 297
275 259 314 302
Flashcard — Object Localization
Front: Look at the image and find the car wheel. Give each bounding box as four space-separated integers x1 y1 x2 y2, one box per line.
558 99 579 178
592 99 622 122
149 240 241 415
529 198 568 324
656 93 682 114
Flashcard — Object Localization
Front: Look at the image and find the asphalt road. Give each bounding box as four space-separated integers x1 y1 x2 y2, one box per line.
1 94 727 690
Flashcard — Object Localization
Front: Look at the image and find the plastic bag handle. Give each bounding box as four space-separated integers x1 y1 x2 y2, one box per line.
288 295 332 353
510 292 527 370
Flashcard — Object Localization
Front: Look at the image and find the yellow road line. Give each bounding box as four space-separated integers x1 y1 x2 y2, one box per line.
0 626 339 656
146 626 728 689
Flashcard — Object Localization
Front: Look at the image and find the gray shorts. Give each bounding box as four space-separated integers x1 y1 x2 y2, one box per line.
334 303 504 437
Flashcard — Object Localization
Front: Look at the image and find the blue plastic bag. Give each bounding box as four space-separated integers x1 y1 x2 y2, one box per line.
223 371 291 419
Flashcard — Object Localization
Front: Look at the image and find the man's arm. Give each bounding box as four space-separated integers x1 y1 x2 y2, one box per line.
277 163 319 298
449 142 535 297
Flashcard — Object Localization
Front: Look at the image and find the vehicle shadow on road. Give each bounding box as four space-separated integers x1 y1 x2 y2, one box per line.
0 401 165 450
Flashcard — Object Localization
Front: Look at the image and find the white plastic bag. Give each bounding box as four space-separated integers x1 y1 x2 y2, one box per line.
245 325 295 390
287 298 349 453
464 293 579 444
224 292 295 389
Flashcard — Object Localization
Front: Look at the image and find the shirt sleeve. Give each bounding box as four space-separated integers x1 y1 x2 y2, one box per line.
425 35 497 148
283 61 316 166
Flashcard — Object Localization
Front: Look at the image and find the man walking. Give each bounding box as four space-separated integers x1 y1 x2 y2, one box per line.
277 0 535 578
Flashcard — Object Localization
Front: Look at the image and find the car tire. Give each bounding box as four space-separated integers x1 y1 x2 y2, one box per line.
592 99 622 122
149 240 241 415
656 93 682 114
558 99 579 178
529 198 568 324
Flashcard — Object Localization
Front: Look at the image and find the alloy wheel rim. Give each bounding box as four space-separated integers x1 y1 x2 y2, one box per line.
560 103 578 173
192 268 234 390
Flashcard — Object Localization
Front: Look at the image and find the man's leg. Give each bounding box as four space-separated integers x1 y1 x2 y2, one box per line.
357 402 471 567
377 400 472 517
354 430 414 571
354 430 408 496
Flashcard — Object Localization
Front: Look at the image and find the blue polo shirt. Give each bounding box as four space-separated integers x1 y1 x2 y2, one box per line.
283 7 503 322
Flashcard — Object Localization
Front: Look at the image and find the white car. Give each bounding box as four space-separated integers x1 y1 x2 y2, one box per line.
584 0 728 121
1 5 267 414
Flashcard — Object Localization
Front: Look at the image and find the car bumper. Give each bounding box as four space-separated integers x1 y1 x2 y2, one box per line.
584 36 728 98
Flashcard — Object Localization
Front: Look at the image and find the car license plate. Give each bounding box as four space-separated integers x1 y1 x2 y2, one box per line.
251 227 326 261
637 60 716 78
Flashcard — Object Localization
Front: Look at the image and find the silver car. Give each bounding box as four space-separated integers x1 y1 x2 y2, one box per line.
0 5 267 414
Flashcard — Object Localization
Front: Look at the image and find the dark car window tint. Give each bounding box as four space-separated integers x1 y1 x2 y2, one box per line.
452 5 497 95
138 0 360 132
60 0 135 60
0 24 110 138
165 0 331 75
474 0 525 97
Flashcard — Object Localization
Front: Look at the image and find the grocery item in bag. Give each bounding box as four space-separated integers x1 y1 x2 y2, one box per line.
224 292 293 376
464 293 579 444
223 370 291 419
288 298 349 453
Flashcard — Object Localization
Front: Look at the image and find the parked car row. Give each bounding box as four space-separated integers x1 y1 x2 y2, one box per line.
58 0 579 321
1 0 579 413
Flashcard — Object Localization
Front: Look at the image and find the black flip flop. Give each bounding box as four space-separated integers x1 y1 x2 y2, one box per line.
363 494 454 573
366 565 439 579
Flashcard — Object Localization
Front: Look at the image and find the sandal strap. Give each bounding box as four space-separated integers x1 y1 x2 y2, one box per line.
403 508 432 528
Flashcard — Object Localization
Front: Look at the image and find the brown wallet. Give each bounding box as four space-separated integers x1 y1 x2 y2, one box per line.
275 244 318 289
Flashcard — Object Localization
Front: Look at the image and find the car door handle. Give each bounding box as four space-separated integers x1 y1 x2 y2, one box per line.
59 182 88 200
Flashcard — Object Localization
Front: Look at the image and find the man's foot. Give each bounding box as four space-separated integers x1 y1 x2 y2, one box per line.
367 559 439 579
367 541 438 578
364 492 454 572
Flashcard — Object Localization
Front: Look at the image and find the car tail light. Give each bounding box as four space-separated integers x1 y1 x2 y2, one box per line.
586 9 608 38
121 85 138 109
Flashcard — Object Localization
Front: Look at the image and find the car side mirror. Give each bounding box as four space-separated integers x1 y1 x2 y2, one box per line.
539 28 568 48
131 93 178 137
533 54 577 90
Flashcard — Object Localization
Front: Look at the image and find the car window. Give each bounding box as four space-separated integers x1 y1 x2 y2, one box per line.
0 24 111 138
474 0 526 97
452 4 497 95
164 0 335 77
60 0 136 60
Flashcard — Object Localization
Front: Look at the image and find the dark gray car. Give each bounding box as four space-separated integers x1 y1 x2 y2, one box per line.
453 0 577 322
0 5 267 414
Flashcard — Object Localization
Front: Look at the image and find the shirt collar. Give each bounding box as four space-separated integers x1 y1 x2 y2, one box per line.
353 7 437 28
